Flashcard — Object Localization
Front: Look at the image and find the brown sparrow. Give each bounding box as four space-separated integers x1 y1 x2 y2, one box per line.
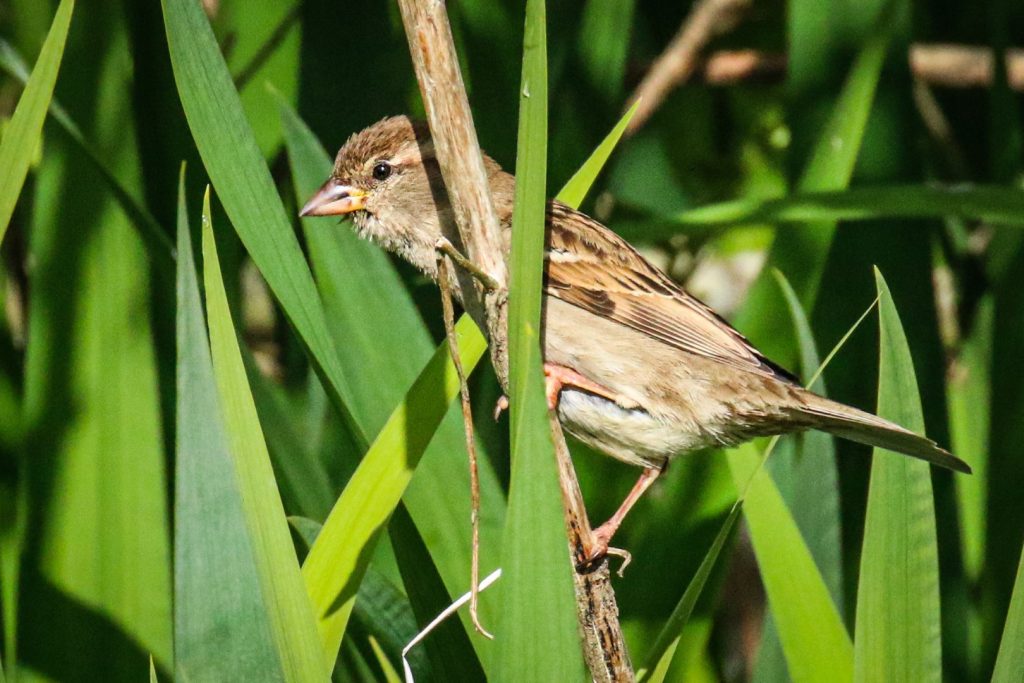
300 116 969 560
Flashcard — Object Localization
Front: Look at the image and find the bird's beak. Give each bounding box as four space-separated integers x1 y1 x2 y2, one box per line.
299 178 367 217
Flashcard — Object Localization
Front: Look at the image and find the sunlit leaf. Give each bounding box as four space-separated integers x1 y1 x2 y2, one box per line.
853 269 941 682
493 0 585 679
556 100 640 209
174 175 287 680
162 0 363 434
202 190 328 680
302 316 487 664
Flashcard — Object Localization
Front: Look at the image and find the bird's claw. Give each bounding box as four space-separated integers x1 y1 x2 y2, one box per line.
577 524 632 576
493 395 509 421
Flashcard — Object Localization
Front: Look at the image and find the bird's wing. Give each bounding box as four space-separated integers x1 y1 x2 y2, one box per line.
544 201 797 383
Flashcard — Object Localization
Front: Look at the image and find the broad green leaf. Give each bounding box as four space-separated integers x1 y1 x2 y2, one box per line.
638 505 741 683
556 100 640 209
494 0 584 679
853 269 941 682
727 446 853 682
174 176 283 680
992 543 1024 683
302 315 487 664
731 0 898 361
772 270 844 606
0 0 73 243
19 4 172 671
162 0 362 437
750 272 845 682
289 515 436 682
202 191 328 680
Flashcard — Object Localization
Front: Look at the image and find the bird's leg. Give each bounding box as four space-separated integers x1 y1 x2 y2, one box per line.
493 363 624 419
543 363 623 410
585 465 664 566
434 237 501 292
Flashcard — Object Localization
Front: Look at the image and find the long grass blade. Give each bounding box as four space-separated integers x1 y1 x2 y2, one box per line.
666 185 1024 232
772 270 844 606
162 0 362 435
175 174 283 680
992 543 1024 683
0 38 173 261
493 0 584 679
301 315 487 665
556 100 640 209
0 0 73 242
202 190 328 680
727 444 853 682
853 269 942 681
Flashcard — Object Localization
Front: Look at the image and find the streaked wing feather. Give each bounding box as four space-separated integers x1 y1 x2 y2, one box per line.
544 202 797 383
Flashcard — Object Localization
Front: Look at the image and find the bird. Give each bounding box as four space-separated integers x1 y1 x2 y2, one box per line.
300 115 970 562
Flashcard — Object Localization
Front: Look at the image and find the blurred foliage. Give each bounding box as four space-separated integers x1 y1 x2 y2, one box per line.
0 0 1023 681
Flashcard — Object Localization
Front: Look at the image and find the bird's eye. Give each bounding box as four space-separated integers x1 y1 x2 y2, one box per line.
372 161 392 181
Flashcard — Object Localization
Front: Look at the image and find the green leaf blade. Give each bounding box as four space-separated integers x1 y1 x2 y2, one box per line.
202 191 328 681
174 175 284 681
0 0 74 242
638 505 741 683
853 269 942 682
495 0 584 679
161 0 362 438
301 315 487 663
727 447 853 682
556 100 640 210
992 544 1024 683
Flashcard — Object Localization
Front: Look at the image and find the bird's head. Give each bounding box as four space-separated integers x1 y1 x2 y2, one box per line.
300 116 449 258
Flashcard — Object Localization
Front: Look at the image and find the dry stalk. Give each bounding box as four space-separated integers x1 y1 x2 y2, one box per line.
396 0 510 387
397 1 634 680
436 252 492 639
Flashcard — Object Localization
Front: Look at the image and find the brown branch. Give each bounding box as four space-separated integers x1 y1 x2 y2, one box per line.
624 0 752 135
694 45 1024 89
626 22 1024 136
633 44 1024 90
549 414 634 682
397 0 510 388
699 49 788 85
910 44 1024 91
396 2 633 680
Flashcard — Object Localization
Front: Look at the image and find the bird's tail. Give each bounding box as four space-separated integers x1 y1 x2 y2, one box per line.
797 393 971 474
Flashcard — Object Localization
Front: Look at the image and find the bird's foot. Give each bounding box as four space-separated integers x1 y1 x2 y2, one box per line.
434 237 501 292
493 395 509 421
543 363 622 410
579 522 632 576
494 365 622 415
